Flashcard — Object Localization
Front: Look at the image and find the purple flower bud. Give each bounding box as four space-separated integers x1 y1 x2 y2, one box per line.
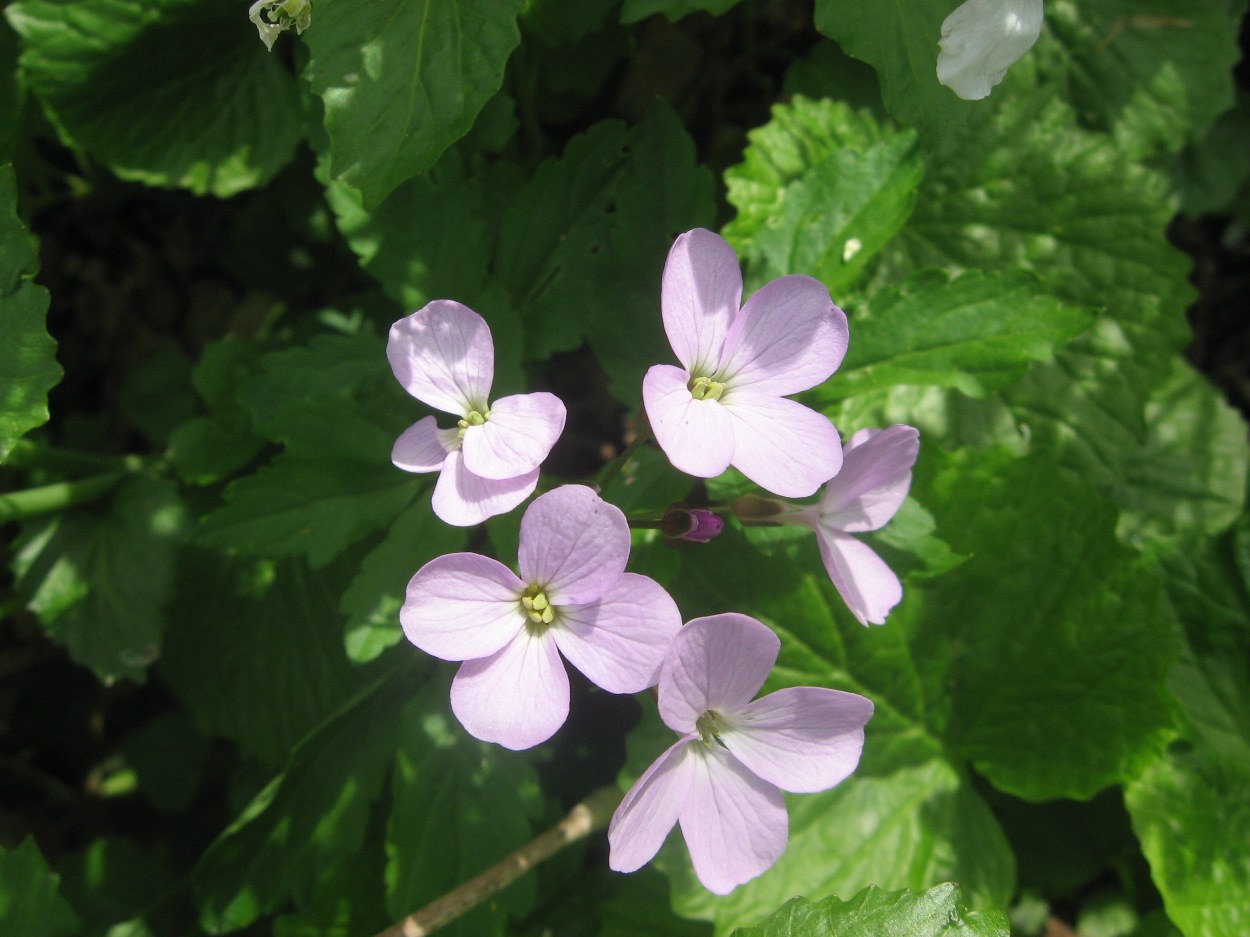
661 504 724 546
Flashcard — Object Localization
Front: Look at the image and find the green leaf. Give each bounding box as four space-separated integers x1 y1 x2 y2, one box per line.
495 106 715 401
620 0 747 23
194 673 409 933
341 491 467 663
814 270 1093 402
303 0 523 209
0 164 60 463
918 448 1178 800
1126 747 1250 937
6 0 303 196
158 554 364 765
384 689 543 935
12 476 187 684
57 837 173 929
0 838 81 937
599 868 712 937
123 711 211 814
198 453 421 568
722 97 923 295
0 21 19 164
728 883 1008 937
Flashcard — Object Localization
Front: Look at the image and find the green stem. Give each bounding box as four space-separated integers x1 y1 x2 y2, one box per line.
597 423 653 493
372 785 624 937
0 471 126 523
5 439 141 475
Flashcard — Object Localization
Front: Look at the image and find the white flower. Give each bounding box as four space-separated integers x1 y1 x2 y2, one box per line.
937 0 1044 100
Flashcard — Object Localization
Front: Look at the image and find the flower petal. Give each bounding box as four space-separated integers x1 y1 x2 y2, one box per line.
553 573 683 694
449 628 570 750
659 614 779 733
679 745 788 895
400 553 526 660
391 416 455 473
430 451 538 527
643 365 734 479
815 528 902 626
717 275 848 396
820 425 919 532
721 393 842 498
460 392 566 480
608 738 696 874
387 300 494 415
517 485 629 605
722 686 873 793
661 228 743 376
937 0 1044 101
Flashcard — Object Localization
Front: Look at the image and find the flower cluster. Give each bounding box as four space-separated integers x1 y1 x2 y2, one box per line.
387 229 919 893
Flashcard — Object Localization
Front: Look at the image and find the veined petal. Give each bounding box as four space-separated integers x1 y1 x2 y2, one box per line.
679 745 788 895
518 485 629 605
391 416 455 473
722 686 873 793
461 392 566 480
821 425 919 532
660 614 779 733
609 738 697 873
661 229 743 375
387 300 494 415
431 451 538 527
815 528 902 626
717 275 847 396
554 573 683 694
450 628 570 750
722 394 842 498
643 365 734 479
937 0 1044 101
400 553 526 660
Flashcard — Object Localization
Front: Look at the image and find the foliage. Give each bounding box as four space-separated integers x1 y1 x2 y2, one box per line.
1 1 1247 937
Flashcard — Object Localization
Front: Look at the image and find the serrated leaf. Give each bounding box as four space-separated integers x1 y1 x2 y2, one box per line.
729 883 1008 937
918 448 1177 800
495 106 715 402
341 491 467 663
723 97 923 294
6 0 303 196
0 839 81 937
302 0 523 209
158 554 365 765
0 164 60 462
1126 748 1250 937
384 690 542 936
198 453 421 568
12 476 187 684
193 674 409 933
814 270 1093 402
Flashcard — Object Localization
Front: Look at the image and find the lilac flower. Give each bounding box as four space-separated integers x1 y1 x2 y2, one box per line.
788 425 920 625
642 229 848 499
608 613 873 894
388 300 567 526
937 0 1044 100
400 485 682 750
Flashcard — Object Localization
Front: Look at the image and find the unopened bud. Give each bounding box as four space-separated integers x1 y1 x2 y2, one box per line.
662 504 724 546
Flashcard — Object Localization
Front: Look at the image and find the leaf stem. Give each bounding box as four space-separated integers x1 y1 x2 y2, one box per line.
597 421 653 493
371 785 623 937
5 438 142 474
0 471 126 523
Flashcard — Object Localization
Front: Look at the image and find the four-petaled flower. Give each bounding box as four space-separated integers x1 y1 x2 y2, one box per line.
643 229 849 499
937 0 1044 100
388 300 566 526
608 613 873 894
400 485 683 750
788 425 920 625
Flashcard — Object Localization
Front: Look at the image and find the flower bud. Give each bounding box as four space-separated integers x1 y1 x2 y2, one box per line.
731 494 788 525
662 504 724 546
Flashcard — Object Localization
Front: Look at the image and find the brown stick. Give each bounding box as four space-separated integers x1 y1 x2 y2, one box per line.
371 785 624 937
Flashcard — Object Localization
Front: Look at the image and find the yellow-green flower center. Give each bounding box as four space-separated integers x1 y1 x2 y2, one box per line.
520 585 556 626
457 409 489 440
695 711 726 748
689 376 725 402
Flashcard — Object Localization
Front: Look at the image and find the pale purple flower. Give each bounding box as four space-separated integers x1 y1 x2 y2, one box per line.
608 613 873 894
388 300 566 526
937 0 1044 100
642 229 848 499
789 425 920 626
400 485 682 750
